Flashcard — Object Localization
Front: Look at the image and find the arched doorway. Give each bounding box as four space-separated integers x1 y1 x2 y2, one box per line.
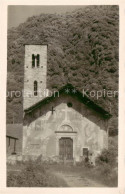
59 137 73 160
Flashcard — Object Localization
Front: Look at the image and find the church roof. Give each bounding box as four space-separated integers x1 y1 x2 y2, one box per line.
24 84 111 119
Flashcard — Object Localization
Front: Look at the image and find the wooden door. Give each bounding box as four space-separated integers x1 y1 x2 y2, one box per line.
59 138 73 160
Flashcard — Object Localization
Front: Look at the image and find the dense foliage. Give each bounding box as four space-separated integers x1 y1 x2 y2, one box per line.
7 5 119 135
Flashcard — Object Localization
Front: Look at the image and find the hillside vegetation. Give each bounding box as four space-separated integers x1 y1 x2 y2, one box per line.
7 6 119 135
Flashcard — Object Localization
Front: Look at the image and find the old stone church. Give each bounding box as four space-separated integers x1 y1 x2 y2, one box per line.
23 45 111 164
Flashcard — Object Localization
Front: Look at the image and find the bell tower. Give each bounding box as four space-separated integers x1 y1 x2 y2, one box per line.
23 45 47 110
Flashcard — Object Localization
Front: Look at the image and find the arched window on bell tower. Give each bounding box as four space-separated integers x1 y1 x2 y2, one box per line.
32 54 35 68
37 54 40 67
34 81 38 96
32 54 40 68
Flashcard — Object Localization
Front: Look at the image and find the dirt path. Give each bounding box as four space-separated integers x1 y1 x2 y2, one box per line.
53 171 105 187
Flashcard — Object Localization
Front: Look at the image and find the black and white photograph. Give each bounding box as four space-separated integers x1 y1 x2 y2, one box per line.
4 4 120 188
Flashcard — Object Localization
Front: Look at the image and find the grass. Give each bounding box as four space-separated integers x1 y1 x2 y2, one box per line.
48 163 118 187
7 161 118 187
7 160 68 187
7 136 118 187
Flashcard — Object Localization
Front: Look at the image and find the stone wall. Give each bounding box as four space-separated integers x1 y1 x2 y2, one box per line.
23 45 47 109
23 94 108 163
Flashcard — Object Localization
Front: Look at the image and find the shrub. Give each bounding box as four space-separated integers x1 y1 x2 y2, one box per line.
96 136 118 167
96 149 112 165
94 136 118 186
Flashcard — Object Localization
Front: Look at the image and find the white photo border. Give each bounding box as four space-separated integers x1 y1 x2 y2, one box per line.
0 0 125 193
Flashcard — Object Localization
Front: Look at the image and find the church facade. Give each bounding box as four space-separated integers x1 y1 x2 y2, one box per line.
23 45 111 164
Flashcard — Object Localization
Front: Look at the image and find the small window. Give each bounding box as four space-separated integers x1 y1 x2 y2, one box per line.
32 54 35 68
37 54 40 67
32 54 40 68
67 102 73 107
83 148 89 157
34 81 38 96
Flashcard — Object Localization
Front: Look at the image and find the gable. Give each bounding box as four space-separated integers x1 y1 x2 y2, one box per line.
24 84 111 119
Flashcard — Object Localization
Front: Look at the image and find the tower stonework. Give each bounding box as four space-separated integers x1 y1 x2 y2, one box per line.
23 45 47 109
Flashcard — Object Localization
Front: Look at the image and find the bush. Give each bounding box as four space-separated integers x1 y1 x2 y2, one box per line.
96 149 114 165
94 136 118 186
96 136 118 167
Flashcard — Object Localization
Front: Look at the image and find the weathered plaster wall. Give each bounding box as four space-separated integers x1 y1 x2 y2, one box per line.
23 94 108 162
24 45 47 109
